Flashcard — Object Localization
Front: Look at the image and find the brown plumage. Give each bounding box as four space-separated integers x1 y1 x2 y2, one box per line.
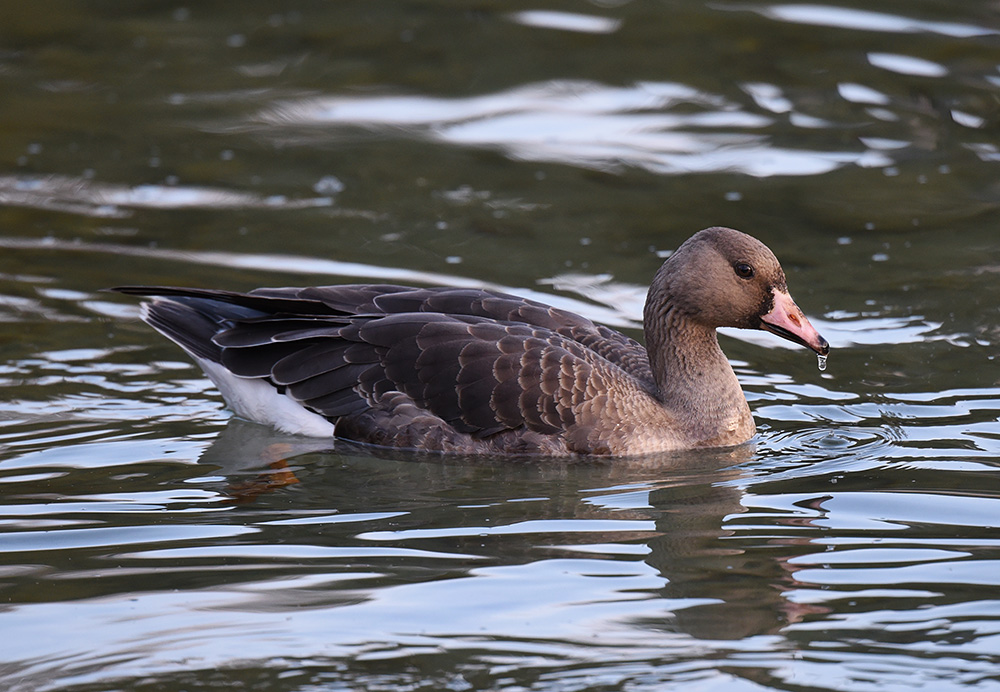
111 227 829 456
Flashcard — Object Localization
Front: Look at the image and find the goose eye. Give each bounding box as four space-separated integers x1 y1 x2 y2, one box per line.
734 262 755 279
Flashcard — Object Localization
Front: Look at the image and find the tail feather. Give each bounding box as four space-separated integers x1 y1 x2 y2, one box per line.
108 285 341 317
109 285 329 364
138 299 228 362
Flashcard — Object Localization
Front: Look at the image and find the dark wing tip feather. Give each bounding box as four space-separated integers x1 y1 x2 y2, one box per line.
138 298 224 362
110 285 346 317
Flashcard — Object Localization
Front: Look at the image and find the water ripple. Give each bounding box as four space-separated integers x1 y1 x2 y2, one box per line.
0 174 334 218
257 80 890 177
507 10 622 35
753 4 998 38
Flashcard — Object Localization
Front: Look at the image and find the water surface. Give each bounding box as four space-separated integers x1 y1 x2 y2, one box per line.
2 2 1000 691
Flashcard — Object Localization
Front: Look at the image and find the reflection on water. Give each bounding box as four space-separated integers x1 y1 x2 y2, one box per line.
2 0 1000 690
753 4 997 37
507 10 624 35
259 79 891 177
0 174 336 218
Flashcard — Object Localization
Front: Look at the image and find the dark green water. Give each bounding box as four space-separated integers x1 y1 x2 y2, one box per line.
2 2 999 691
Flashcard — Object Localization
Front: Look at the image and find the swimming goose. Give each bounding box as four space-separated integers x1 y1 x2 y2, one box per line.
112 227 829 456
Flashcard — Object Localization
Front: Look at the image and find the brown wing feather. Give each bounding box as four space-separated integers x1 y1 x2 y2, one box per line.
282 285 654 392
112 284 649 448
218 308 611 441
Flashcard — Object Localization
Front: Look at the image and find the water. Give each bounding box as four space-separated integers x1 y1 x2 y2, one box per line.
2 2 1000 691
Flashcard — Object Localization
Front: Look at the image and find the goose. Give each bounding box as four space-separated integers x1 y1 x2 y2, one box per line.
112 227 829 456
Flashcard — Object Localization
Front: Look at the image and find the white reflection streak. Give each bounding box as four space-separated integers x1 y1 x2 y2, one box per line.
507 10 622 34
757 4 997 37
867 53 948 78
258 80 879 177
837 83 891 106
0 175 334 218
264 81 713 126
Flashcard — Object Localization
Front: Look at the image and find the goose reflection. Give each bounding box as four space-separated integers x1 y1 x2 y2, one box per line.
194 420 825 641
